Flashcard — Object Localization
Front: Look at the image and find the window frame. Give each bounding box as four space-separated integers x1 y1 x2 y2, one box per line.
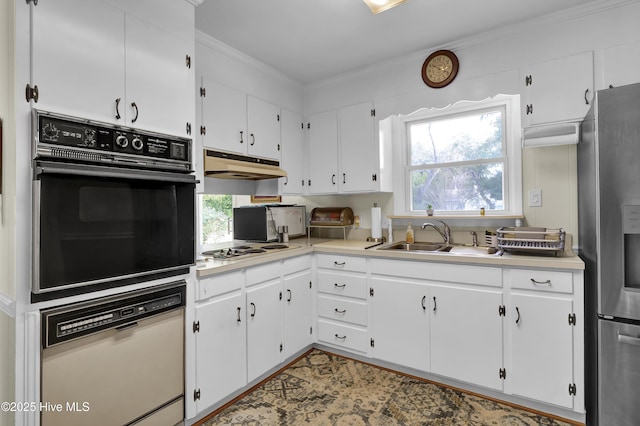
393 95 522 217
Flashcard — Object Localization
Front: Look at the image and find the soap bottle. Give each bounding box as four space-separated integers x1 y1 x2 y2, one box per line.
406 223 415 243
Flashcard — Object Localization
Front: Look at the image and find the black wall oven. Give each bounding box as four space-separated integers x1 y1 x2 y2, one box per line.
32 110 196 301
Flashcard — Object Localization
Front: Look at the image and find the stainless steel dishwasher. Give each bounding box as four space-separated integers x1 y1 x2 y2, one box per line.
41 281 186 426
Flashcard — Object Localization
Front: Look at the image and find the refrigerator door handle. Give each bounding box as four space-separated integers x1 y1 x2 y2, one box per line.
618 332 640 347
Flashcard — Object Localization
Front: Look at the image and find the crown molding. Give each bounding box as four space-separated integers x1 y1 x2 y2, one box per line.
195 30 303 88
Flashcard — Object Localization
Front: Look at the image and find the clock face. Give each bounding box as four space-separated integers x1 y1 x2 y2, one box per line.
421 50 459 88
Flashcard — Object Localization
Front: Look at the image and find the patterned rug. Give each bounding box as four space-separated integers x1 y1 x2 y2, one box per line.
200 349 576 426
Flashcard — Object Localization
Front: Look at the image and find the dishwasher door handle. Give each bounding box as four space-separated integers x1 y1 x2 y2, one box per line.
116 322 139 332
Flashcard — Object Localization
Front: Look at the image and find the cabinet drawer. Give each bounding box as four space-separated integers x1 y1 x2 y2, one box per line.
246 262 281 286
316 254 366 272
509 269 573 294
318 295 367 326
317 271 367 299
198 270 243 300
283 255 311 275
317 320 368 353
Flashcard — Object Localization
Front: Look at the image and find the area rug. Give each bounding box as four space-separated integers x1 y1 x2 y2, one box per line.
200 349 575 426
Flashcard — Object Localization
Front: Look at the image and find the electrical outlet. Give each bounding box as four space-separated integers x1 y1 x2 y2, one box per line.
528 189 542 207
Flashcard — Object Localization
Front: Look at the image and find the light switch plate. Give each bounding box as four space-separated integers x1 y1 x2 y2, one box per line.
529 189 542 207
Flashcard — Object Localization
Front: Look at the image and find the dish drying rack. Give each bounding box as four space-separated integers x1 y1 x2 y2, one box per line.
496 227 565 256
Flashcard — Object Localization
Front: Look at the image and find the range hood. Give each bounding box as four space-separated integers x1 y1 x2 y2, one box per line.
203 149 287 180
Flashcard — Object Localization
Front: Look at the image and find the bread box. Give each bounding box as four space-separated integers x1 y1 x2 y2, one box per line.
309 207 354 226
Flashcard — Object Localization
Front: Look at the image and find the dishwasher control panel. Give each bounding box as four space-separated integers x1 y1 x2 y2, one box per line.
42 281 186 347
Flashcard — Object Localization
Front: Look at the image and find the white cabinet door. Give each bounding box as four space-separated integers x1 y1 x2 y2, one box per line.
370 277 429 371
339 102 375 193
284 270 313 357
247 96 281 160
124 13 193 136
430 285 503 391
510 294 574 408
194 292 246 412
307 110 339 194
280 108 306 195
522 51 594 126
201 78 247 154
31 0 125 122
246 280 284 382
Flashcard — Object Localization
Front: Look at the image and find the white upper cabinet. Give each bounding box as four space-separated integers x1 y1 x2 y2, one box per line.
280 108 306 195
247 96 281 160
521 51 594 127
200 78 247 154
307 110 339 194
339 102 376 193
31 0 194 137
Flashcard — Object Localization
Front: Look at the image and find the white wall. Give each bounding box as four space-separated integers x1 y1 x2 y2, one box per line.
302 1 640 243
0 0 16 422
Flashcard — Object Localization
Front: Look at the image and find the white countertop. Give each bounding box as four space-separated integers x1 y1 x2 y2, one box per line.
196 237 585 277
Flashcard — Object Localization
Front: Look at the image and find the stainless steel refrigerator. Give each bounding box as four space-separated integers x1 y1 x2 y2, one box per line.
578 82 640 426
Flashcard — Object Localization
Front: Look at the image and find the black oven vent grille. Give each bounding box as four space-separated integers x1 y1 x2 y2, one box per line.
51 147 110 163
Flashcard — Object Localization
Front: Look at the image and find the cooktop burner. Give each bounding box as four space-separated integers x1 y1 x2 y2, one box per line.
202 243 298 261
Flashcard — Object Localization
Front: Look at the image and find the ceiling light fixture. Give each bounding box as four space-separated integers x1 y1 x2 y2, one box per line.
362 0 408 14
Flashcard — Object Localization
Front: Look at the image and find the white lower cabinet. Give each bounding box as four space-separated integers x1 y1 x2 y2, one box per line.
369 277 429 371
430 285 503 391
246 279 284 383
507 268 577 409
194 291 246 413
283 267 313 358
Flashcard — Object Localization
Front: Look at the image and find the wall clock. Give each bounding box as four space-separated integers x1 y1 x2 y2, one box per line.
421 50 459 88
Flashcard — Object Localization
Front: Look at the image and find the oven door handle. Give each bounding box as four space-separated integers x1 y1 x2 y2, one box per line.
35 161 197 184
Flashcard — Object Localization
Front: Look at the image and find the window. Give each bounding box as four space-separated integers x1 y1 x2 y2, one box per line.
395 95 521 216
198 194 233 248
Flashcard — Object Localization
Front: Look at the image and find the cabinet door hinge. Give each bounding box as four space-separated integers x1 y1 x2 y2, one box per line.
307 123 311 129
310 326 313 335
280 343 283 352
568 383 577 396
499 368 506 379
525 75 533 86
277 114 280 122
279 291 283 300
200 87 206 97
277 144 281 151
200 126 206 136
301 122 304 129
25 84 39 103
370 338 375 348
372 174 377 182
186 122 192 135
309 281 312 289
498 305 506 316
526 104 533 115
370 288 374 297
193 388 201 401
568 313 577 326
308 179 311 186
192 321 200 333
186 54 192 69
370 109 375 117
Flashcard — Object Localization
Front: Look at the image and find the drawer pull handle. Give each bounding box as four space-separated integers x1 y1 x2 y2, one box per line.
334 308 346 314
515 306 521 325
334 261 346 267
334 283 346 288
530 278 551 285
334 334 347 340
250 302 256 317
421 295 426 310
237 307 242 322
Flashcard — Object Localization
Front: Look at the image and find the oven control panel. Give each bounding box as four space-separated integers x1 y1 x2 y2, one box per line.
33 110 192 172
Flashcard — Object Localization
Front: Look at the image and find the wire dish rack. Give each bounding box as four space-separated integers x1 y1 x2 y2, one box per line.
496 227 565 256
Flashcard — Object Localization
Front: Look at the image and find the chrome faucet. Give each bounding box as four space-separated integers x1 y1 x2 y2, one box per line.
421 219 452 244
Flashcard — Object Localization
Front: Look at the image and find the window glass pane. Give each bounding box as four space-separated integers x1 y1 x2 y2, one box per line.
409 110 504 166
200 194 233 245
410 163 504 211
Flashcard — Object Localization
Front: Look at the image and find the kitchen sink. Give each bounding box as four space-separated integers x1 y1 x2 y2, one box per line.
378 242 452 252
378 242 497 255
